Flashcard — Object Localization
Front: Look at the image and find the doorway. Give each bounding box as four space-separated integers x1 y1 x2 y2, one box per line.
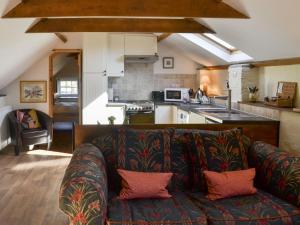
49 49 82 152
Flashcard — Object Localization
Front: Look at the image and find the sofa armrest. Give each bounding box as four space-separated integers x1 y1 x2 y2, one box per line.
248 141 300 207
59 144 108 225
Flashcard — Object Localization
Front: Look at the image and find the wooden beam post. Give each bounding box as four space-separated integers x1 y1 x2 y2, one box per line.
3 0 249 19
158 34 172 42
54 33 67 43
26 18 215 34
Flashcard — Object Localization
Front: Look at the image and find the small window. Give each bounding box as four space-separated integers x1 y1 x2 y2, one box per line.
59 80 78 95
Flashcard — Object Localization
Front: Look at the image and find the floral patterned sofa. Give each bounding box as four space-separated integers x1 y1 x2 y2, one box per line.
59 128 300 225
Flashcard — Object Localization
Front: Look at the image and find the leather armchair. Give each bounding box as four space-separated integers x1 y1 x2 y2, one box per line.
8 109 53 156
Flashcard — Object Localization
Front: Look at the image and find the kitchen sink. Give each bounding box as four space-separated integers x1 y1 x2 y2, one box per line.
203 110 240 114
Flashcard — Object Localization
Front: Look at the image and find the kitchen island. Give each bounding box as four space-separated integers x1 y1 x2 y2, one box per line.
155 101 279 125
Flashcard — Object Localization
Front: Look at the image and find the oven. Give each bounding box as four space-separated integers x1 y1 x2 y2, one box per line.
126 111 155 125
164 88 190 102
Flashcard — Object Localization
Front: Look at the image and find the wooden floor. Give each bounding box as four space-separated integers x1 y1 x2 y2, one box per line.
0 146 72 225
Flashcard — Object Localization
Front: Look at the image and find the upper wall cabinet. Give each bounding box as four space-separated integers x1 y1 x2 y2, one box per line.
125 34 158 56
107 34 125 77
83 33 108 74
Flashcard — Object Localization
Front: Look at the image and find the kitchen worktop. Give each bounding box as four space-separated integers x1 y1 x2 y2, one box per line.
155 101 279 124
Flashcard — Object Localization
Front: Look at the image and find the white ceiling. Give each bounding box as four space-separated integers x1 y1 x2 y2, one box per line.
1 0 300 89
0 0 58 90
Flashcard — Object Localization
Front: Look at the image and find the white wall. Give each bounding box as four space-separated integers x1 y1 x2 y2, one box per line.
0 96 6 108
154 42 199 75
2 34 83 114
259 65 300 107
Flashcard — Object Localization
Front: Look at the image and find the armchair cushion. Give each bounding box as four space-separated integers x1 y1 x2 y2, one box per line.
17 109 41 129
107 192 207 225
188 190 300 225
21 129 48 139
248 142 300 207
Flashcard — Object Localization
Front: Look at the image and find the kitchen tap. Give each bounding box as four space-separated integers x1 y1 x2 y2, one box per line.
226 81 232 112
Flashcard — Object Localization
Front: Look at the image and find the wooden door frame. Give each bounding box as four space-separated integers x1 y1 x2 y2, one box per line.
49 49 83 124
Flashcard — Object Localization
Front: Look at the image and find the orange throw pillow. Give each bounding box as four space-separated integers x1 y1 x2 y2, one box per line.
118 169 173 200
204 169 257 201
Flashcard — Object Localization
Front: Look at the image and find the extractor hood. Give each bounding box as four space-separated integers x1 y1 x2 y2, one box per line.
125 54 159 64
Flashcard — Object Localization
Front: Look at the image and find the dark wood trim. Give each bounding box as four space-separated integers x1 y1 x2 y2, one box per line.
73 124 280 150
3 0 248 19
49 49 83 124
201 57 300 71
54 33 67 43
26 18 215 34
158 33 172 42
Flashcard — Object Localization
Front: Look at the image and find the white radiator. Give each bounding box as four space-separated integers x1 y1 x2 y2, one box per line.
0 106 12 150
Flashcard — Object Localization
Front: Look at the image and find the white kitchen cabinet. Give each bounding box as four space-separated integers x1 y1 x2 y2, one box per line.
83 73 108 124
177 109 190 124
83 33 108 73
155 105 174 124
107 34 125 77
189 112 206 124
0 105 12 150
125 34 158 56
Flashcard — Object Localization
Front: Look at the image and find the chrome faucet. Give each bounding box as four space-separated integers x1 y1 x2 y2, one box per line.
226 81 232 112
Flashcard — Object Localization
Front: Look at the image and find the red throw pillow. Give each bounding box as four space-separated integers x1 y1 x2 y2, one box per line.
204 169 257 201
117 169 173 200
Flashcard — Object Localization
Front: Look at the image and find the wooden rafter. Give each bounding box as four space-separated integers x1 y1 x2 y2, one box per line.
26 18 215 33
3 0 248 19
54 33 67 43
158 33 172 42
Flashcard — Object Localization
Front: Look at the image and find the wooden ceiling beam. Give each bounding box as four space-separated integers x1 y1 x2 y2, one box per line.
158 33 172 42
54 33 67 43
3 0 248 19
26 18 215 33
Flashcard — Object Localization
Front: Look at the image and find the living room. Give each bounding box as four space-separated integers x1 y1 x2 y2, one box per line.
0 0 300 225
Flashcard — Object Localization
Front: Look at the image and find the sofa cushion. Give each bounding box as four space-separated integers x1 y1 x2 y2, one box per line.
248 141 300 207
107 192 207 225
115 128 172 173
187 190 300 225
190 129 249 191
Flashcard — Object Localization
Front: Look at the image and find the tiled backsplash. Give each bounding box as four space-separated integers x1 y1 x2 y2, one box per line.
109 63 197 100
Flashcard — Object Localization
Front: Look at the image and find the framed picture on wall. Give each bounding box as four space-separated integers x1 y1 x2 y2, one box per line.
20 81 47 103
163 57 174 69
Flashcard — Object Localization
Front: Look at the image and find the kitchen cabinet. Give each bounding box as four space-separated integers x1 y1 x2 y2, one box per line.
189 112 206 124
0 105 12 150
155 105 174 124
83 33 108 74
107 34 125 77
177 109 189 124
125 34 158 56
83 73 108 124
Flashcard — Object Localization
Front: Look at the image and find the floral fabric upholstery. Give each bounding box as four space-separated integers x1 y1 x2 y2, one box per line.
169 129 195 191
115 128 172 173
190 129 249 191
187 190 300 225
248 141 300 207
59 144 108 225
92 134 121 191
107 192 207 225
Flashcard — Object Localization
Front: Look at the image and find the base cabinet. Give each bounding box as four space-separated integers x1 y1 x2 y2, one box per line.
155 106 174 124
189 112 206 124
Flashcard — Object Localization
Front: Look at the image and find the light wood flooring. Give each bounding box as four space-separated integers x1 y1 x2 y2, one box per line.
0 146 72 225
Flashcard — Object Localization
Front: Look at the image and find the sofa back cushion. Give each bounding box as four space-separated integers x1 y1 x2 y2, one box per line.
190 129 250 191
115 128 172 173
248 142 300 207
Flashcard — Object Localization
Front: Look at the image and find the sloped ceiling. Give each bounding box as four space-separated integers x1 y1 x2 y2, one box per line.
0 0 58 90
163 0 300 66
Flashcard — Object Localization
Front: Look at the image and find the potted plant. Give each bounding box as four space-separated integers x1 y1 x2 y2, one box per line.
248 85 259 102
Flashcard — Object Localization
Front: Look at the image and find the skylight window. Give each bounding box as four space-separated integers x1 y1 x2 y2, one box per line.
203 33 237 52
179 33 253 63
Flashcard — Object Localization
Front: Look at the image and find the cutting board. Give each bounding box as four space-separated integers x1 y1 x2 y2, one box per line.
293 108 300 113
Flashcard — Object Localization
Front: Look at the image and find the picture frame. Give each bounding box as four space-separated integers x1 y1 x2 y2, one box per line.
163 57 174 69
20 81 47 103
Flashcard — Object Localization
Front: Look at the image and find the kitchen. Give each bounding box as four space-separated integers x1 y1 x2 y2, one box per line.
93 33 278 126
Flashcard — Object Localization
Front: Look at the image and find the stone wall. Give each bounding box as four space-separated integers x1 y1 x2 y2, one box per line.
109 63 197 101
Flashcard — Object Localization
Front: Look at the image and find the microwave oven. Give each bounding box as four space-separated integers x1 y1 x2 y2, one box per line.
164 88 190 102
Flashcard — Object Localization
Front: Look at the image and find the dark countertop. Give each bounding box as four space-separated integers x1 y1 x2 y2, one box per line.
155 101 279 124
239 101 294 112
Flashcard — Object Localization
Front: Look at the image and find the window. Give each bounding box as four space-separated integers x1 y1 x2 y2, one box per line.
59 81 78 95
